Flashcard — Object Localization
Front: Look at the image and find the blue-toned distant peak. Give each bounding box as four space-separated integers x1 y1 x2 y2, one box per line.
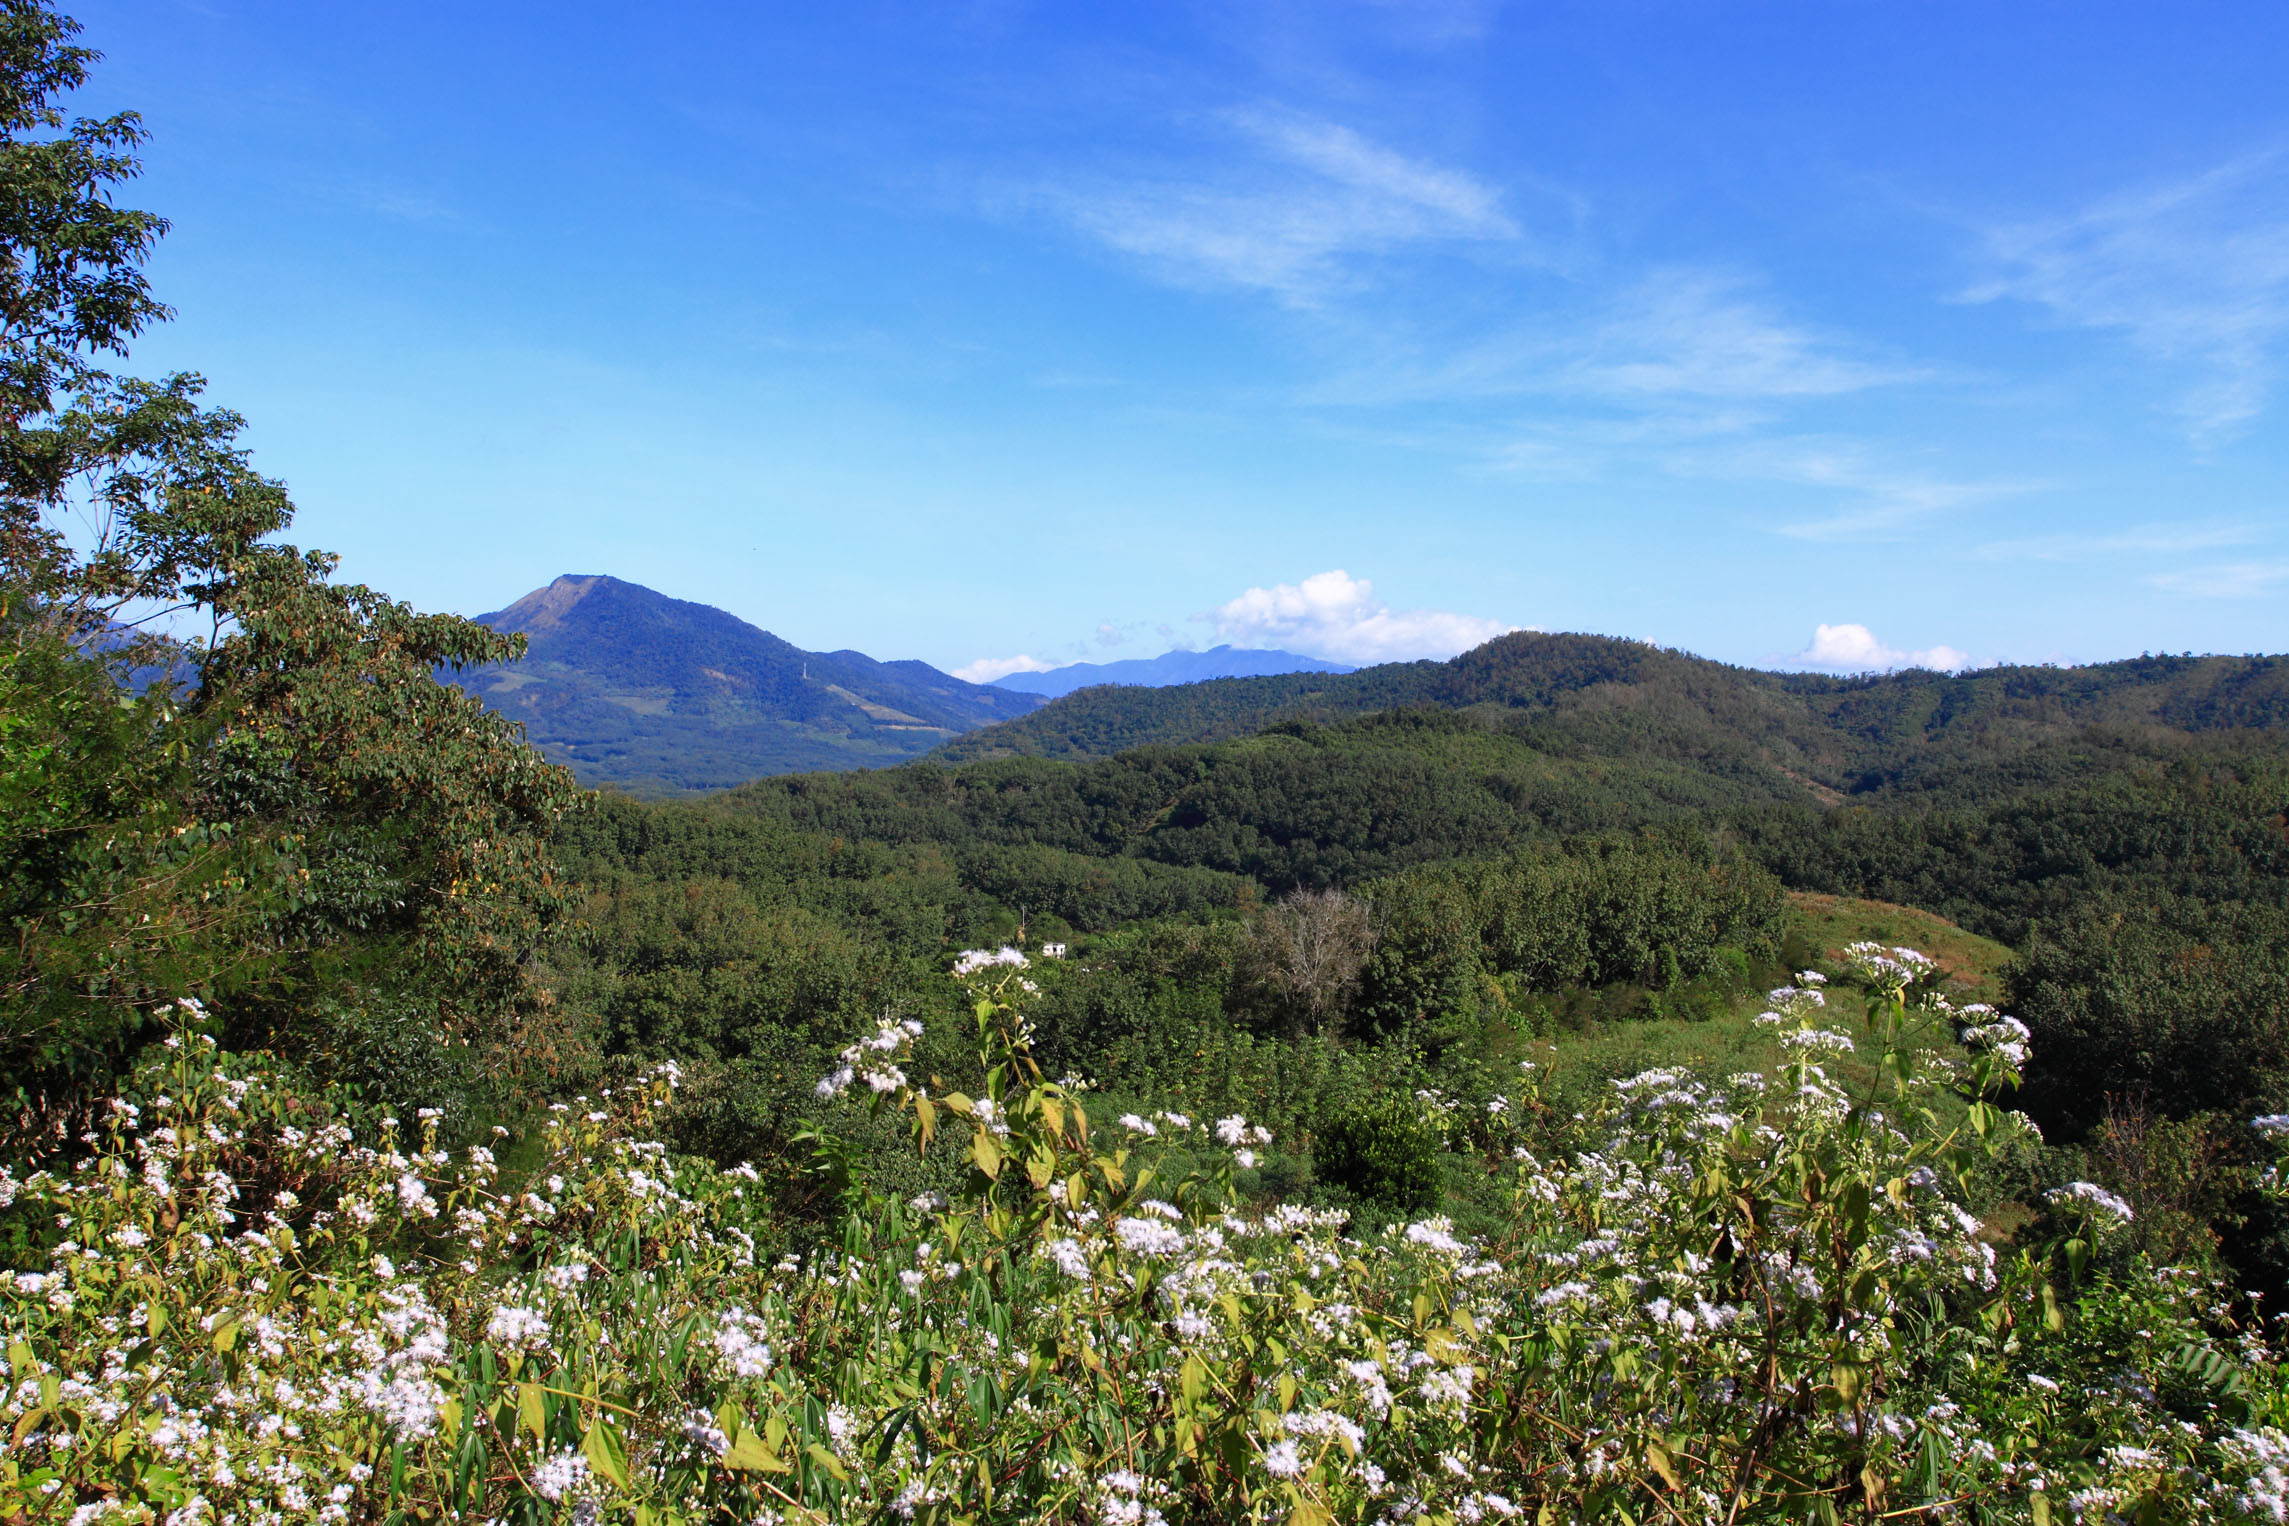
471 575 1040 721
452 575 1045 792
992 645 1357 699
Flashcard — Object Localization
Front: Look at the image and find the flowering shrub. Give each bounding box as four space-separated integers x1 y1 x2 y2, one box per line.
4 955 2288 1522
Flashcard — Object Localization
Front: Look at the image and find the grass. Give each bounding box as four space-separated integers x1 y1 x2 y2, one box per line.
1784 890 2013 1001
1532 892 2015 1123
1015 894 2022 1232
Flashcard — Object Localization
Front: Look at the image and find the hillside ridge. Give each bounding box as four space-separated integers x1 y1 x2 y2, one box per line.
935 630 2289 796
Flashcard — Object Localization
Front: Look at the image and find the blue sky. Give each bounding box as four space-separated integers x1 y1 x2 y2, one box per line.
82 1 2289 676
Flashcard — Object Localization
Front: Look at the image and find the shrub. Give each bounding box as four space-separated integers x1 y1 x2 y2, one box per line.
2011 895 2289 1139
1312 1095 1444 1212
7 948 2289 1524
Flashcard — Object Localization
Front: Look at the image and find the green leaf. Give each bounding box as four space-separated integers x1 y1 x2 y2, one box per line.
724 1428 788 1473
583 1415 631 1491
519 1381 547 1443
806 1442 852 1483
1646 1435 1681 1490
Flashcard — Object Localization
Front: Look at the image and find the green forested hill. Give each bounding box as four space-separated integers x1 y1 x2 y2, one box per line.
937 631 2289 783
712 706 1810 893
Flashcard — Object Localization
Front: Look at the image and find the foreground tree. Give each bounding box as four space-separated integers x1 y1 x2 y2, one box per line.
0 0 581 1121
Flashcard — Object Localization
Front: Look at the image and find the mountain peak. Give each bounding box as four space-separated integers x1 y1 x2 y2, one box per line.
483 573 615 635
451 577 1043 793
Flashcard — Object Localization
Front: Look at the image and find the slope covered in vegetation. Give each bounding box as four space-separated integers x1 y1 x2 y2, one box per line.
940 629 2289 784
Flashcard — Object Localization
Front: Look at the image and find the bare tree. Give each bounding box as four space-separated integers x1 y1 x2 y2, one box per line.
1240 889 1376 1038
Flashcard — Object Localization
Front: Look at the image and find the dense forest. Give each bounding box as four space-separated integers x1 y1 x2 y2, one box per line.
541 693 2289 1182
9 5 2289 1519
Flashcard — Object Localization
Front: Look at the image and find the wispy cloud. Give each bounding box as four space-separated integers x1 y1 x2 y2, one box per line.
1479 420 2026 542
1465 409 1769 486
1566 270 1921 400
1967 150 2289 442
1201 569 1519 663
2148 560 2289 599
1314 269 1910 409
1793 623 1970 674
1021 107 1528 303
1735 443 2035 541
1350 0 1505 47
1975 522 2263 562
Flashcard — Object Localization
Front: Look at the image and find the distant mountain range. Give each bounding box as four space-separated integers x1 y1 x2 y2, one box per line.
447 576 2289 800
451 576 1043 793
991 646 1355 699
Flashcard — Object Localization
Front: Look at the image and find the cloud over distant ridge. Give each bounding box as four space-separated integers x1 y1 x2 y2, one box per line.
1794 624 1969 674
1204 569 1519 663
953 653 1057 684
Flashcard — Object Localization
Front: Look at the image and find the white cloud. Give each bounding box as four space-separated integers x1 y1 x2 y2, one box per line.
1030 108 1524 303
1794 624 1969 674
2148 560 2289 598
953 653 1058 684
1967 150 2289 441
1202 569 1519 663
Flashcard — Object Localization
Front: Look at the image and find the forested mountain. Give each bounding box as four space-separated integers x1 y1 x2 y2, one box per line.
450 575 1044 792
992 644 1355 697
939 629 2289 782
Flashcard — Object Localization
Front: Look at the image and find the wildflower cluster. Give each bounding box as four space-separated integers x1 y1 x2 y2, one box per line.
3 951 2286 1523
